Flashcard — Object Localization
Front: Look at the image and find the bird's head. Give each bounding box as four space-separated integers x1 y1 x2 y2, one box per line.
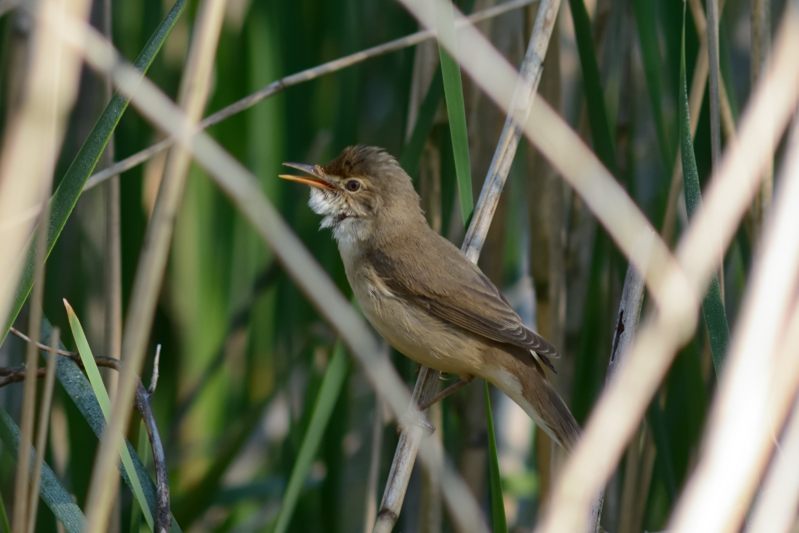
279 145 424 244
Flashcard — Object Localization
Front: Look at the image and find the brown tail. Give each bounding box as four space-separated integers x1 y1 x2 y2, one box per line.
484 349 581 450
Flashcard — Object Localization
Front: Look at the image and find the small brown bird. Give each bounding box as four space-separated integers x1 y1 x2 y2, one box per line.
279 146 579 449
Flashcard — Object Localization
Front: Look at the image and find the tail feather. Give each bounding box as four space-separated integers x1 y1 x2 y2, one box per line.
526 375 581 450
484 350 580 450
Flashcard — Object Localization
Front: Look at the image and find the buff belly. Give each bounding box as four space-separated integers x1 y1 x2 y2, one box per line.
349 270 486 377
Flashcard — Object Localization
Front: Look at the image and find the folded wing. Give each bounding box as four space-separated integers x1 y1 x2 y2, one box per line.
367 235 559 372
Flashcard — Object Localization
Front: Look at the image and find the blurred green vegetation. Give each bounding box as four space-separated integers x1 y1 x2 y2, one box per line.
0 0 778 531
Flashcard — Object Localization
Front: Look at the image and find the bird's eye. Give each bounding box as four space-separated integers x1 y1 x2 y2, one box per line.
344 179 361 192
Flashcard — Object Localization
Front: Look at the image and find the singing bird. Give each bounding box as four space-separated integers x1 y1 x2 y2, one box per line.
280 145 579 449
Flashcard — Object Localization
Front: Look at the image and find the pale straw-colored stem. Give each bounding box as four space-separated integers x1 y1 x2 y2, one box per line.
706 0 722 171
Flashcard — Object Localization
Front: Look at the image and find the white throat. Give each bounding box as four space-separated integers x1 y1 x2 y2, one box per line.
307 189 370 258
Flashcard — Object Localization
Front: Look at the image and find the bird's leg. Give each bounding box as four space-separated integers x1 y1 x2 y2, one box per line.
418 376 474 411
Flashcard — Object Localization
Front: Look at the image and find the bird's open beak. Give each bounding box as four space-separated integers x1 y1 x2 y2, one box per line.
278 162 335 190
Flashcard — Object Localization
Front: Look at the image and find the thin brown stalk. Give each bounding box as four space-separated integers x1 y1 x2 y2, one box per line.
706 0 721 169
752 0 773 231
669 119 799 532
51 11 489 533
98 0 122 527
83 1 227 530
705 0 725 301
136 347 170 532
0 356 122 385
100 0 122 404
83 0 538 191
12 164 52 533
377 0 563 528
25 328 59 533
540 8 799 528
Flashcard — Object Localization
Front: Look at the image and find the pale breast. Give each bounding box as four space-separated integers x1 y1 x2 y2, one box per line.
346 262 486 376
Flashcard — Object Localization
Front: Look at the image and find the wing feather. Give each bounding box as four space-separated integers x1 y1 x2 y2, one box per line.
366 235 559 370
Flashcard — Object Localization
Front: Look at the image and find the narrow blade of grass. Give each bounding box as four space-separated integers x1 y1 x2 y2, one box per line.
436 1 473 223
633 0 676 171
567 0 618 174
129 422 152 533
0 491 9 533
63 300 154 530
678 9 729 372
272 343 350 533
0 409 85 533
484 384 507 532
2 0 187 342
400 69 443 176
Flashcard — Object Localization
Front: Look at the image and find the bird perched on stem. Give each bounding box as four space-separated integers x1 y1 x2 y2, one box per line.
279 145 579 449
